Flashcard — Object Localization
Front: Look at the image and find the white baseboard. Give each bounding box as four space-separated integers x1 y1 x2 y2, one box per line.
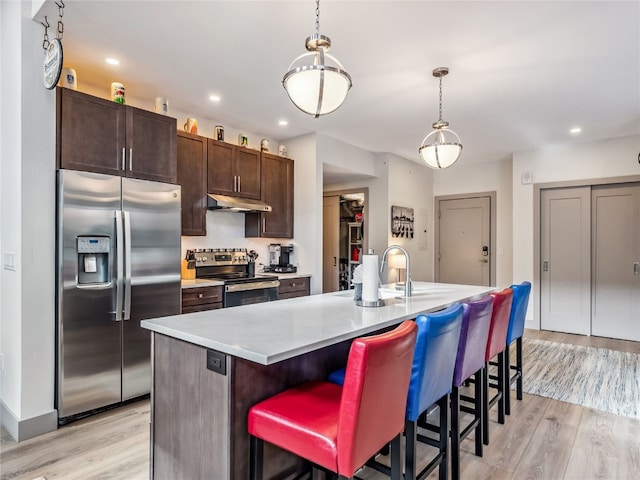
1 399 57 442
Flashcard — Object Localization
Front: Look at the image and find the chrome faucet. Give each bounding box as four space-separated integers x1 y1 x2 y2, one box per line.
380 245 412 297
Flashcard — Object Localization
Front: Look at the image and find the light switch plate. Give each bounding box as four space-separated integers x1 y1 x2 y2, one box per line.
521 171 533 185
3 252 16 271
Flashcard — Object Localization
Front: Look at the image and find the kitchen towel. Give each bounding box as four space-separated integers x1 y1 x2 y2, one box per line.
362 253 380 303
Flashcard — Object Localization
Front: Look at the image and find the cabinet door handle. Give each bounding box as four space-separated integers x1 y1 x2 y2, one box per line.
334 256 337 266
543 260 549 272
634 262 640 276
237 176 241 192
198 293 204 298
129 148 133 171
233 175 238 192
262 218 266 233
121 147 126 170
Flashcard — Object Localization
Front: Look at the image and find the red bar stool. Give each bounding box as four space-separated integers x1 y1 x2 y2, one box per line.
248 321 418 480
482 287 513 445
504 281 532 415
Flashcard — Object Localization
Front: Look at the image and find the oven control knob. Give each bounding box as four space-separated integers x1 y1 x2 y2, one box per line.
202 256 208 262
196 256 202 262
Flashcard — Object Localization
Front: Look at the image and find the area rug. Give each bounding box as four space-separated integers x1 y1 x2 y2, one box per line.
521 338 640 419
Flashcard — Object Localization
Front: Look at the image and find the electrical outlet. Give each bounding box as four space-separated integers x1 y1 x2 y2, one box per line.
206 349 226 375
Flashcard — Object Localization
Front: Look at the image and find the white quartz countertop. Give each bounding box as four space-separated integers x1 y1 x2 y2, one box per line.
142 282 493 365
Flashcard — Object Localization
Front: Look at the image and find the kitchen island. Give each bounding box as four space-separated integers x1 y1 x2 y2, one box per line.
141 281 493 479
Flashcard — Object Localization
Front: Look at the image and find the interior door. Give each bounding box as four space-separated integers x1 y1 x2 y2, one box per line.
591 184 640 341
436 196 491 286
323 195 340 292
540 187 591 335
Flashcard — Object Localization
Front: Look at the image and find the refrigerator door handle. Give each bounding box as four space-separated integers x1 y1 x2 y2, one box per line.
123 210 132 321
114 210 124 321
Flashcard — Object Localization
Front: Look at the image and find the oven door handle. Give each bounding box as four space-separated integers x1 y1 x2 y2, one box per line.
225 280 280 293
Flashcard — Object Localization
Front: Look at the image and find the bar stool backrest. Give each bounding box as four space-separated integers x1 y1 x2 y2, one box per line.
337 320 417 476
486 288 513 361
453 295 493 387
405 303 464 422
506 282 532 345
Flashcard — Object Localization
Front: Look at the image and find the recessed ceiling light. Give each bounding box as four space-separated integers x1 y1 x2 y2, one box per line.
105 58 119 65
278 120 288 126
209 95 221 102
570 127 582 134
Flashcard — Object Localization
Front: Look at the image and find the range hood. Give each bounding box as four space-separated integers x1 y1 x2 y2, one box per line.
207 194 272 213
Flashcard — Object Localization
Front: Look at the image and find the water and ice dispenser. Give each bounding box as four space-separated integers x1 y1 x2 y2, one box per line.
76 236 110 285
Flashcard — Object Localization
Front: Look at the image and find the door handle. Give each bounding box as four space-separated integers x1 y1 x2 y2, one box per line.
121 148 126 171
634 262 639 276
114 210 124 321
543 260 549 272
237 176 241 192
123 211 132 321
129 148 133 171
334 256 337 267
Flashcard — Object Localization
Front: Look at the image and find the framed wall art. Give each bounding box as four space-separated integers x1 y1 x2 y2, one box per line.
391 205 414 238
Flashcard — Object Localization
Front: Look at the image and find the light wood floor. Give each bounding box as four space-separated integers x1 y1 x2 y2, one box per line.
1 330 639 480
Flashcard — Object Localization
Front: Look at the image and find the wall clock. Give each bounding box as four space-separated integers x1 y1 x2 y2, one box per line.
43 38 63 90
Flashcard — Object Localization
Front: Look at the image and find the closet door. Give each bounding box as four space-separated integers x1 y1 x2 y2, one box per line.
322 196 340 293
591 184 640 341
540 187 591 334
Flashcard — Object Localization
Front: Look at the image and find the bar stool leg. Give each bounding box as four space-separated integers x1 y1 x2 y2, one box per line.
438 394 448 480
250 435 263 480
451 386 461 480
498 351 505 425
390 434 402 480
516 337 523 400
482 364 489 446
405 420 417 480
504 343 512 415
474 369 483 456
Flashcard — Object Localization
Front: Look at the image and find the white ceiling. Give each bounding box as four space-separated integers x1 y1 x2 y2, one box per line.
53 1 639 178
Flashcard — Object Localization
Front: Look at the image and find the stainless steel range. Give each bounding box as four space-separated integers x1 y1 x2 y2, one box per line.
194 248 280 307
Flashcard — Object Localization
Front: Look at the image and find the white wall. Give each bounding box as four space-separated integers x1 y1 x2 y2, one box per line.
1 1 57 440
386 154 434 283
433 158 514 288
513 134 640 328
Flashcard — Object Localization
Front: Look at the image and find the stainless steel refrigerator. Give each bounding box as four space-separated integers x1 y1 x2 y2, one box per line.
56 169 181 424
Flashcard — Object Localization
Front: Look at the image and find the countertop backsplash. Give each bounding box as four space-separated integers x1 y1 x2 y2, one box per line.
181 210 299 273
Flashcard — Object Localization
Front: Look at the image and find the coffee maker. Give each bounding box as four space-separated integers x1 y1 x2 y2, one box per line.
266 244 297 273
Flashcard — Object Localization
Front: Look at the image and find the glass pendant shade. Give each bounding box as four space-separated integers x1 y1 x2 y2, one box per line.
419 128 463 169
283 38 352 117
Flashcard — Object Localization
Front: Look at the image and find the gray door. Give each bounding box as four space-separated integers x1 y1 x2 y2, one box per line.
591 184 640 341
322 195 340 292
121 178 181 400
436 196 491 286
540 187 591 335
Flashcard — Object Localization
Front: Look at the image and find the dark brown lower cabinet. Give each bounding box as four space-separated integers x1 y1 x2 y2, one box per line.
181 286 223 313
278 277 310 300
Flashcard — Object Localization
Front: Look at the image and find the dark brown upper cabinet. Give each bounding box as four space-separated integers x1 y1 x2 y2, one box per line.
57 87 177 184
207 139 260 200
177 131 207 236
246 153 294 238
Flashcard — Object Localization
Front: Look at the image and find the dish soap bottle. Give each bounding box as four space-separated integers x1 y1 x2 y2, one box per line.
182 250 196 280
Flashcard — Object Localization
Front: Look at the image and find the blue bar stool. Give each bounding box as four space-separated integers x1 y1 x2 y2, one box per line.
504 281 532 415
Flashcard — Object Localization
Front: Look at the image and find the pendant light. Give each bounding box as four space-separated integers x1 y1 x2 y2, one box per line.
282 0 352 117
419 67 462 169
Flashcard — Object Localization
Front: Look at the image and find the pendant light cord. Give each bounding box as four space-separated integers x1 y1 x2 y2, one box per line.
438 76 443 123
315 0 320 36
